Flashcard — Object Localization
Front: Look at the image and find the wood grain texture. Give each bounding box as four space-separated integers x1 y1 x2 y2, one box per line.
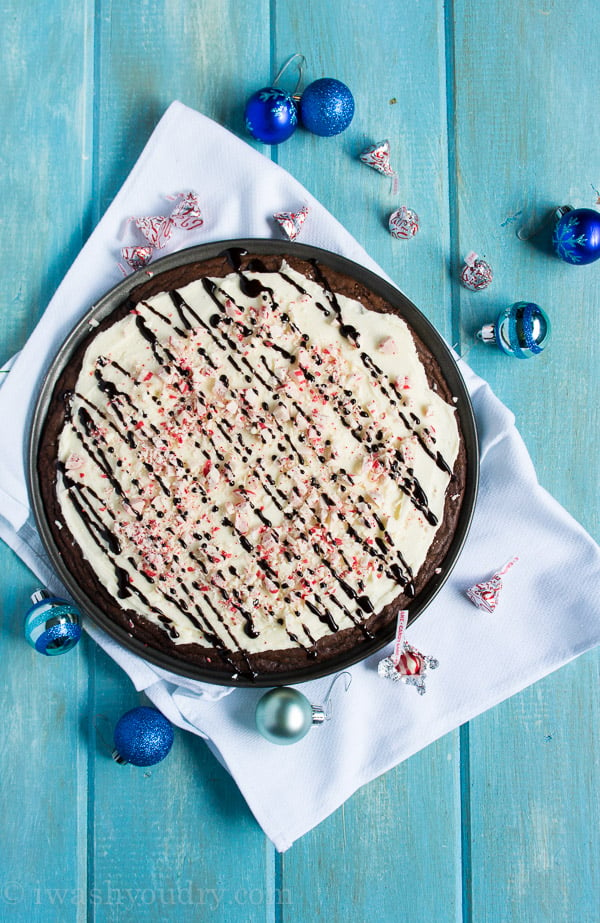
0 0 598 920
450 3 600 920
0 0 93 362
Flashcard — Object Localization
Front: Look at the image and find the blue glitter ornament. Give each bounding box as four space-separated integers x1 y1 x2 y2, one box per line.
112 706 174 767
552 206 600 265
476 302 551 359
299 78 355 137
24 588 82 655
244 87 298 144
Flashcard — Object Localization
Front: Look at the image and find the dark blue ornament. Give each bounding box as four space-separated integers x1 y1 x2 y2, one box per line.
552 206 600 265
112 706 174 767
244 87 298 144
299 78 355 137
477 302 551 359
24 588 82 655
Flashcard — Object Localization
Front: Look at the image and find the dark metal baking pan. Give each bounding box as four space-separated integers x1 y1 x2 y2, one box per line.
28 239 479 686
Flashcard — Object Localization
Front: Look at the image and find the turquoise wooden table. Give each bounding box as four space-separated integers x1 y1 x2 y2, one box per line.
1 2 599 920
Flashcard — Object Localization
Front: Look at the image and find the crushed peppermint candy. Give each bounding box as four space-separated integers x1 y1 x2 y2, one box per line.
55 257 461 666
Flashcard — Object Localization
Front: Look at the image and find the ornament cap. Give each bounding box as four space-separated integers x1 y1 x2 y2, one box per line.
30 587 51 605
476 323 497 344
311 705 327 725
554 204 574 222
111 748 128 765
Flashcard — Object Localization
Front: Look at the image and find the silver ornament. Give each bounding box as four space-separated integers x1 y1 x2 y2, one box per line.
255 687 319 745
255 672 352 745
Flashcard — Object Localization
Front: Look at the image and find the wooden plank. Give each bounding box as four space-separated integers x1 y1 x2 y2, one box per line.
0 560 90 923
2 2 599 921
282 735 463 921
450 1 600 920
89 647 271 922
467 649 600 923
0 0 94 361
274 2 463 918
0 1 92 920
87 2 273 920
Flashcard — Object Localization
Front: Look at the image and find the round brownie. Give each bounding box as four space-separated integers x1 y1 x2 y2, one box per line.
36 248 467 683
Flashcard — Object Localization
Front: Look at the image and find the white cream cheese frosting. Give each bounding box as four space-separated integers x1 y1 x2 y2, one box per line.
56 258 461 663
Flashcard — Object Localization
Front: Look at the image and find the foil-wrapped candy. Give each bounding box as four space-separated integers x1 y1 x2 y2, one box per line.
359 139 398 192
460 251 493 291
378 642 439 695
120 246 154 272
466 557 519 613
389 206 419 239
274 205 309 241
120 191 204 274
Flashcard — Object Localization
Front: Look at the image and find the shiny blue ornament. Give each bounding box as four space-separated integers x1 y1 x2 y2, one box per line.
244 87 298 144
24 588 82 655
552 206 600 265
477 302 551 359
299 78 355 137
112 706 174 767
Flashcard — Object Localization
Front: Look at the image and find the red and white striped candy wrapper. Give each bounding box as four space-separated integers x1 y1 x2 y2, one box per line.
378 614 439 695
394 648 425 676
459 251 493 291
466 556 519 613
167 191 204 231
119 190 205 274
120 246 154 273
132 214 175 249
391 608 408 666
388 206 419 239
274 205 309 241
359 140 399 193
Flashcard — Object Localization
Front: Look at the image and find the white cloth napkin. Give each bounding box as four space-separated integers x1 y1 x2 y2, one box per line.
1 101 599 851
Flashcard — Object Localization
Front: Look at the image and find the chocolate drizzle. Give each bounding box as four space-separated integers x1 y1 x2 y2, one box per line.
54 251 459 679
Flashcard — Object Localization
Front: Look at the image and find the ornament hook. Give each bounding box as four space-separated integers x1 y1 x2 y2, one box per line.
272 52 306 98
320 670 352 721
516 205 572 241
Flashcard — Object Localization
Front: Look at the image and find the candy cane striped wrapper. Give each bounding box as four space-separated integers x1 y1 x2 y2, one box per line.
466 556 519 613
274 205 309 241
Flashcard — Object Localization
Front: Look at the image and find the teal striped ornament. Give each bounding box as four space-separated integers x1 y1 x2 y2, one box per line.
24 589 82 655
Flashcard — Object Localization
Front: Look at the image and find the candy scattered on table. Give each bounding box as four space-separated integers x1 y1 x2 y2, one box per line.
299 77 355 137
388 206 419 239
24 588 82 656
120 246 154 272
167 190 205 230
112 706 174 766
466 556 519 613
460 251 493 290
359 139 398 192
119 191 204 274
273 205 309 240
378 634 438 695
476 302 550 358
